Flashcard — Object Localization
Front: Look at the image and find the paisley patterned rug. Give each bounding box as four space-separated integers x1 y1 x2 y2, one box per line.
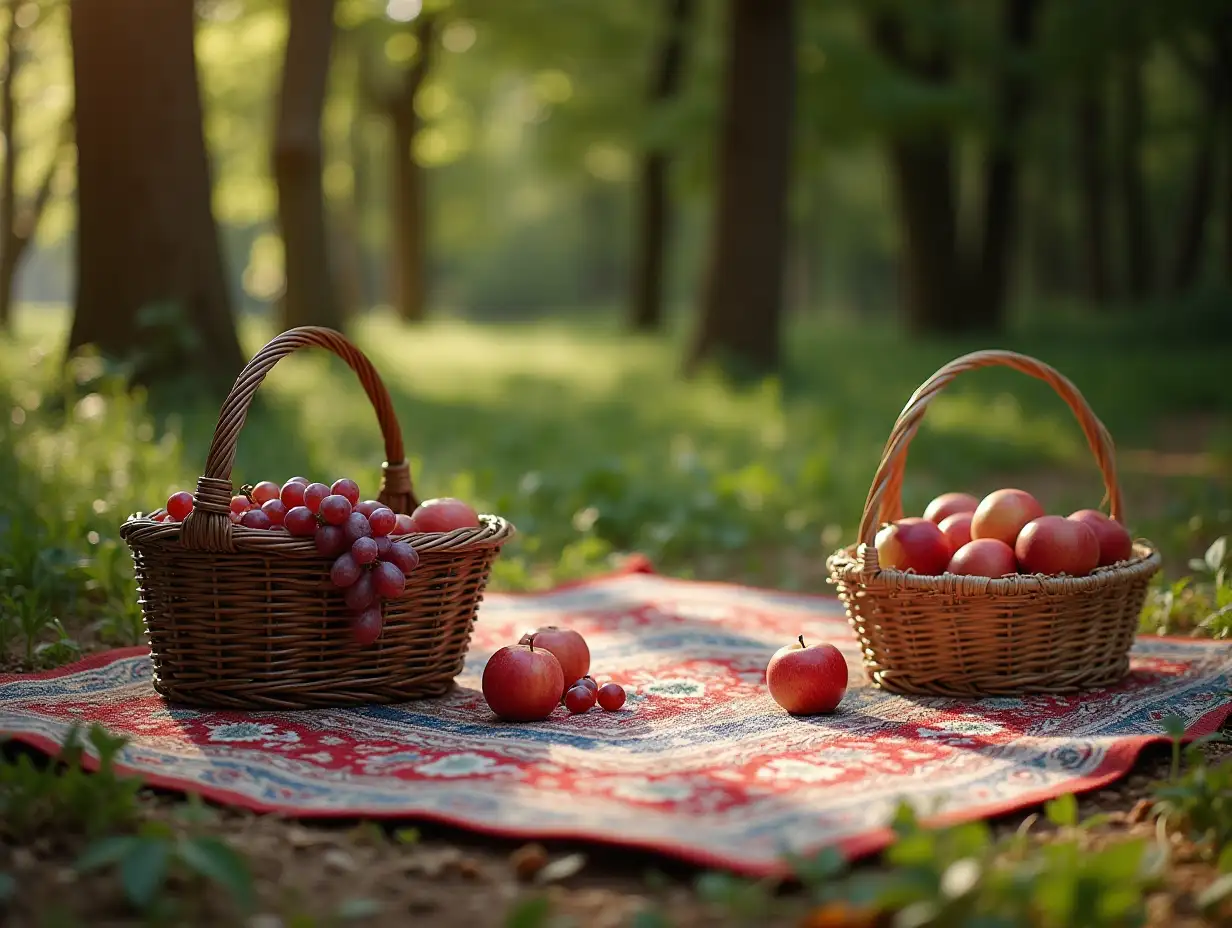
2 565 1229 875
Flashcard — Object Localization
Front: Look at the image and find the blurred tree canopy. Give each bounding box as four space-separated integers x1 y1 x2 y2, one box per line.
0 0 1227 379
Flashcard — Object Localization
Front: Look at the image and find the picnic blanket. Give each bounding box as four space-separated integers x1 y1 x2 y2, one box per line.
2 564 1229 875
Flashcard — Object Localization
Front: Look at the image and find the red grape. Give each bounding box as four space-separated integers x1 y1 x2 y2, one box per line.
344 572 376 611
349 604 384 646
230 495 251 517
284 506 317 536
166 491 194 521
319 494 353 526
385 541 420 575
261 499 288 525
280 480 307 508
597 683 626 711
372 561 406 599
355 500 382 518
251 481 281 505
330 478 361 506
393 512 414 534
240 508 273 530
351 536 378 565
564 685 597 714
343 511 373 545
303 482 330 514
330 552 362 589
368 507 396 537
374 535 392 559
315 524 348 558
287 476 310 486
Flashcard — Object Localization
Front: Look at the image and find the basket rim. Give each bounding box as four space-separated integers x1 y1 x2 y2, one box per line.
119 511 515 556
826 539 1161 596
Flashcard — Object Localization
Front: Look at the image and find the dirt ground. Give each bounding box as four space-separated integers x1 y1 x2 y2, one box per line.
2 733 1229 928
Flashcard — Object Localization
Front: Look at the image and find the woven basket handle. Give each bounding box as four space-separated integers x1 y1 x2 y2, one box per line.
182 326 417 551
855 349 1121 571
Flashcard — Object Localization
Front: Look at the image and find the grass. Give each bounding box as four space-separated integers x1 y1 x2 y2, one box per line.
1 299 1231 925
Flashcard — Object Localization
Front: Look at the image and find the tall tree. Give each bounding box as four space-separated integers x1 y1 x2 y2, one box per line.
1075 74 1111 304
687 0 795 375
0 0 68 329
369 12 436 324
971 0 1039 330
1115 30 1153 300
273 0 344 331
628 0 694 332
68 0 244 387
871 0 1040 334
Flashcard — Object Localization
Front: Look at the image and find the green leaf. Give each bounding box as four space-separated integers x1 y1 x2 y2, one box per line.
393 827 420 845
1197 873 1232 913
1045 793 1078 828
1219 843 1232 874
505 894 552 928
1161 713 1187 740
786 845 847 886
119 838 170 910
335 897 383 919
178 836 255 911
75 835 140 872
629 910 671 928
1205 537 1227 573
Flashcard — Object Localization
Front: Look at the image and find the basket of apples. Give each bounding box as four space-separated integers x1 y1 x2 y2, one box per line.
825 349 1162 697
119 327 514 710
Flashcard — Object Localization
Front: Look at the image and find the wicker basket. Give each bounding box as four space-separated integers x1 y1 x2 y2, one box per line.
119 326 515 710
825 350 1162 698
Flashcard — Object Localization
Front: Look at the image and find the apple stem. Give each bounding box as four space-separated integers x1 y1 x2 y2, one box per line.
526 634 535 651
798 635 806 649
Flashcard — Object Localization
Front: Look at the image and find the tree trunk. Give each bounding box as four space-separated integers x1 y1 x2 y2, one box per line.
389 14 435 324
1116 46 1153 299
273 0 342 331
1169 115 1217 292
67 0 243 387
886 139 961 333
0 0 63 329
687 0 794 375
870 13 962 333
629 0 694 332
968 0 1039 332
1076 75 1110 304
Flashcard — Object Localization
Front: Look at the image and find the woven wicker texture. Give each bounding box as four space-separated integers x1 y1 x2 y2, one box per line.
119 327 515 710
825 350 1161 697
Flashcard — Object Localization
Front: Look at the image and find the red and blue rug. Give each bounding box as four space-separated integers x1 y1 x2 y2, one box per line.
1 566 1229 875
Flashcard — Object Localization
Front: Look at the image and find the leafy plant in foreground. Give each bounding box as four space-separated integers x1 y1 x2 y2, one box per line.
0 723 141 840
75 819 255 917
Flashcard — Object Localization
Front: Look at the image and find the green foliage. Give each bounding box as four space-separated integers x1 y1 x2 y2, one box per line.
1151 735 1232 863
791 800 1166 928
76 823 256 916
0 723 141 841
1141 536 1232 639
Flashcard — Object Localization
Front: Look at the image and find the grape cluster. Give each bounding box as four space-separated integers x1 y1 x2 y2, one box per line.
157 476 424 646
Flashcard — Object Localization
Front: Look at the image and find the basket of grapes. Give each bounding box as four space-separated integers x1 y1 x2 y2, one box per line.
119 326 515 710
825 349 1162 698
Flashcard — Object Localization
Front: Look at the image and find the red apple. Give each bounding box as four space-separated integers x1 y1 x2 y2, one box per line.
407 497 481 534
938 511 974 550
766 635 848 715
481 639 564 722
923 492 980 525
947 538 1018 578
874 517 952 575
518 626 590 696
971 488 1044 547
1067 510 1133 566
1015 515 1100 577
